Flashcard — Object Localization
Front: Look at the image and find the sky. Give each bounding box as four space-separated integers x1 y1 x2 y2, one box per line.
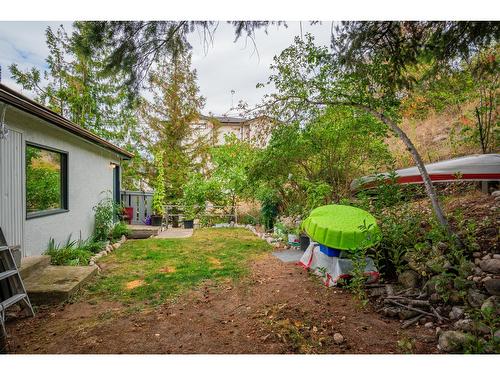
0 21 333 116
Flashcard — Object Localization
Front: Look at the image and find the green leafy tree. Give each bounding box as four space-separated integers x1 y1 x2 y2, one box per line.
258 33 475 235
151 149 166 215
140 50 205 203
249 106 392 215
209 134 257 205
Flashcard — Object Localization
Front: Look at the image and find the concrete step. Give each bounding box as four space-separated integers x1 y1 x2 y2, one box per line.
127 224 159 239
19 255 51 279
24 265 98 305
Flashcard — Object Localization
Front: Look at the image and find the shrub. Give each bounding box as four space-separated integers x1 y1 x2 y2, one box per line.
239 214 259 226
152 149 166 215
78 237 106 254
110 221 130 241
93 195 118 241
44 236 92 266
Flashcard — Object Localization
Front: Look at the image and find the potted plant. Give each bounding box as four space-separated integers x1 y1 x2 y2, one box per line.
299 231 310 251
183 205 195 229
151 149 166 226
287 226 301 247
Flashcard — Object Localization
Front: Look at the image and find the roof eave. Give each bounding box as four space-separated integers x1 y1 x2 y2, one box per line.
0 84 133 160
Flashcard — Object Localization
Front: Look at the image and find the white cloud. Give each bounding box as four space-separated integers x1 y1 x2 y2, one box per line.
0 21 333 114
0 21 73 94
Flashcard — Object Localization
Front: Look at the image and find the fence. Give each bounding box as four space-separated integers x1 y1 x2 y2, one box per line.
120 190 153 225
164 204 238 228
120 192 241 227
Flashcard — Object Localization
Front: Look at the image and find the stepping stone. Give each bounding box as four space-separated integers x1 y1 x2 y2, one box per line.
272 248 304 263
156 229 193 239
23 265 98 305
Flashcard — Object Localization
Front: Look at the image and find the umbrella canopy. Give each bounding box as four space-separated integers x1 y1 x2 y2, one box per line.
301 205 380 251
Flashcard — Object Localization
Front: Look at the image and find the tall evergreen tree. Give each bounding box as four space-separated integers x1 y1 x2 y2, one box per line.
140 50 205 203
9 23 138 146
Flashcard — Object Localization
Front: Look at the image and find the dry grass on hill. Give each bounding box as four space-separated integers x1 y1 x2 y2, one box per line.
387 102 484 169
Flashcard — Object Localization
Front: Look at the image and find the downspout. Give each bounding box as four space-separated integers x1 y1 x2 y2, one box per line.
0 102 9 140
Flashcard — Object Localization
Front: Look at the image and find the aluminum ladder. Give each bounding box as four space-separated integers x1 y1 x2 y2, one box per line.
0 231 34 338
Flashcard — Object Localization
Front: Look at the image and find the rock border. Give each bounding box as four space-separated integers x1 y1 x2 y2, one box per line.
89 234 127 269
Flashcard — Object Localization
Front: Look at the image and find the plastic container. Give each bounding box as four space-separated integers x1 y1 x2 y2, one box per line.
123 207 133 224
319 244 341 257
300 234 310 251
288 234 300 246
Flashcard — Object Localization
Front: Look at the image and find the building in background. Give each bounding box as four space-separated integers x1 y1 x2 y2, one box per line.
188 115 272 148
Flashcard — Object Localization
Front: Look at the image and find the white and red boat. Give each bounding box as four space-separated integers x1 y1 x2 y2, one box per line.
351 154 500 192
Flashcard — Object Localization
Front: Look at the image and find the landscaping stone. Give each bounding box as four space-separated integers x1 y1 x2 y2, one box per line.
481 296 500 316
491 190 500 198
448 291 462 304
494 330 500 342
112 242 121 250
449 306 464 320
436 242 449 252
482 254 492 260
479 259 500 274
399 309 420 320
472 252 482 259
398 270 420 289
453 319 473 332
483 228 497 237
381 307 400 318
368 287 386 297
438 330 468 353
493 254 500 260
467 289 488 307
333 333 344 344
430 293 441 303
483 278 500 296
424 322 434 329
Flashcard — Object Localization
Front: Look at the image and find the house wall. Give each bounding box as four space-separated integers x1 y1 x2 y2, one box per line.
0 105 123 256
216 124 242 145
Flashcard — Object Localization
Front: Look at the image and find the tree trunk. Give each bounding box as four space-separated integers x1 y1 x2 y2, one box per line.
359 106 454 236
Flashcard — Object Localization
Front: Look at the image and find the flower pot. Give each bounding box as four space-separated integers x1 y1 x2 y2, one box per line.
300 234 310 251
123 207 133 224
288 234 300 246
150 215 162 226
183 219 194 229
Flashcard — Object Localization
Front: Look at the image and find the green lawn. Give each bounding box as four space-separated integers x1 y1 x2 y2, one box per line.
86 228 272 305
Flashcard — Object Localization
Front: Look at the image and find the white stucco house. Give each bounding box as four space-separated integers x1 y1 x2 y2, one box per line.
188 115 273 148
0 83 133 258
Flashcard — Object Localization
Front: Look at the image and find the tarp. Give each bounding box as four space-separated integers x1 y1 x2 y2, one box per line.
298 242 379 287
301 205 380 250
351 153 500 192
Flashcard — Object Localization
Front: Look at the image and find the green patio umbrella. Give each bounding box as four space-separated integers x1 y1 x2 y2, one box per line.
301 205 380 251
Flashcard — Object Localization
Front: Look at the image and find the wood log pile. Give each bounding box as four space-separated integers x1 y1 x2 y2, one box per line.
367 284 449 329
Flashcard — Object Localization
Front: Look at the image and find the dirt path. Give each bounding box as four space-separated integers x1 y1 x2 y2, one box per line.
5 254 437 354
